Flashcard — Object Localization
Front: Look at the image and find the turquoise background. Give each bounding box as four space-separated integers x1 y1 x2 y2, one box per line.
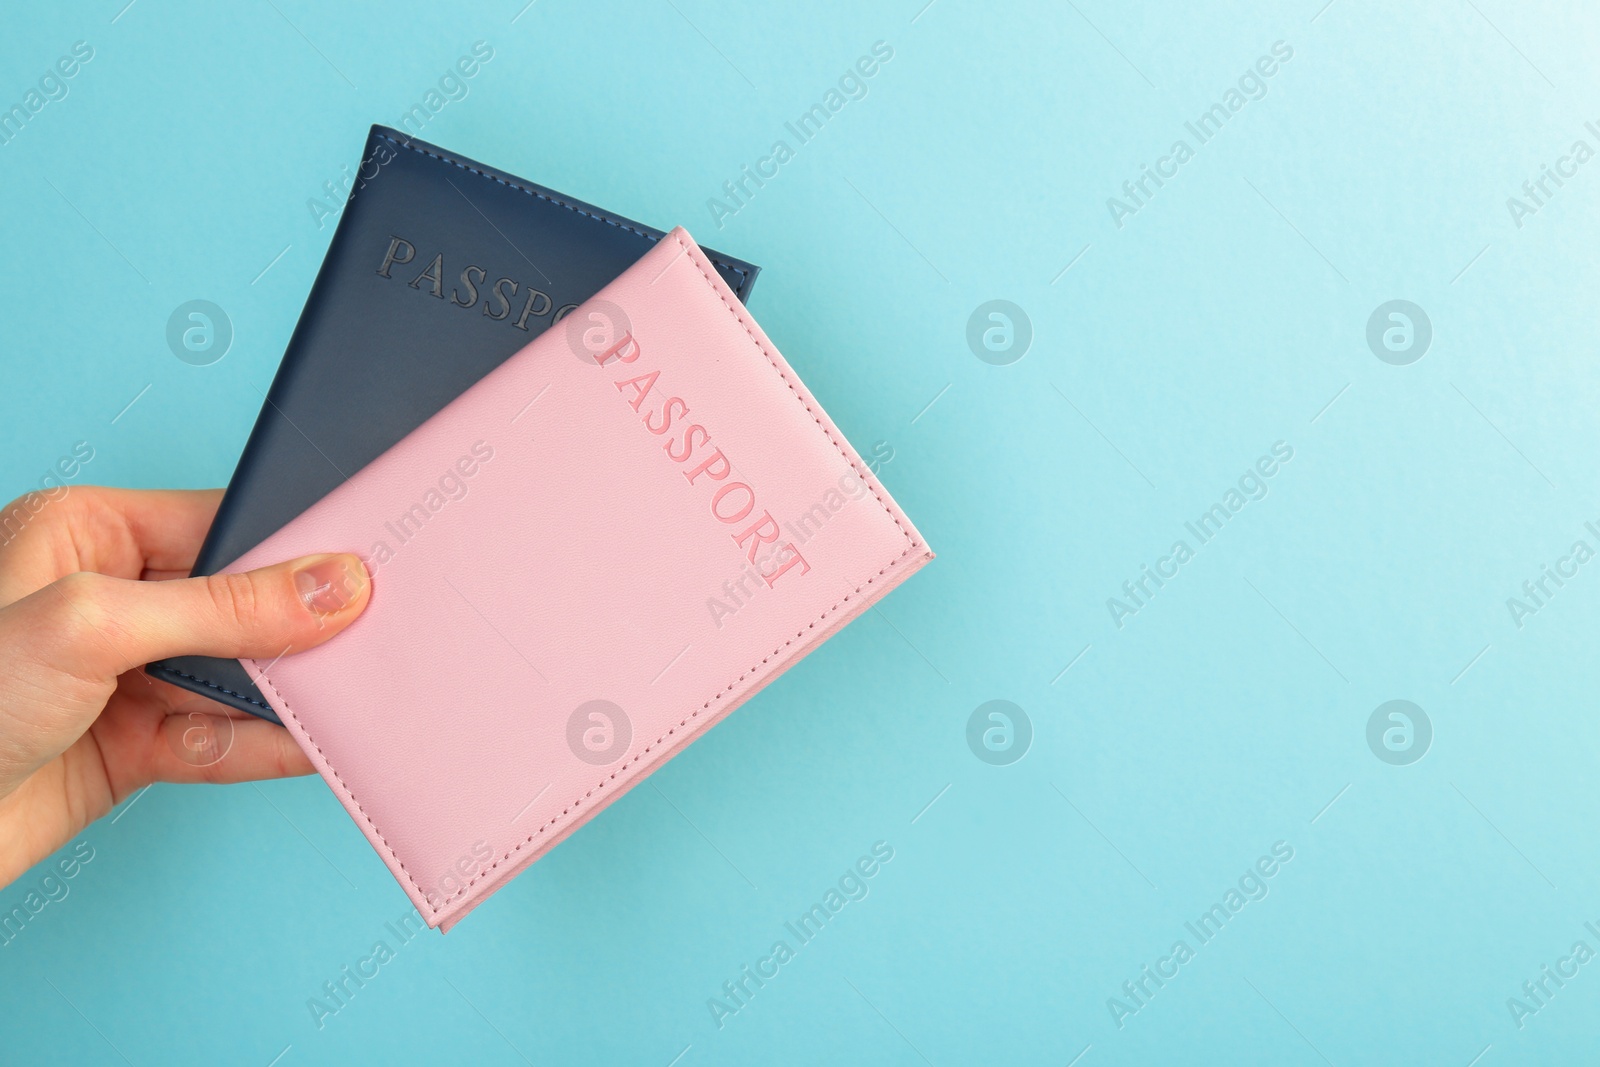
2 0 1598 1062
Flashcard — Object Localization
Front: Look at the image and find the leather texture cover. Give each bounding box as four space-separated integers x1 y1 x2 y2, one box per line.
226 230 932 930
148 126 759 721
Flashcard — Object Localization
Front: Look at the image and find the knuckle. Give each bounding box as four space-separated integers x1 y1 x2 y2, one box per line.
50 571 113 642
37 571 136 682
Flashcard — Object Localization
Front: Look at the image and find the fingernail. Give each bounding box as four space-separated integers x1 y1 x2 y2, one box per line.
294 555 367 615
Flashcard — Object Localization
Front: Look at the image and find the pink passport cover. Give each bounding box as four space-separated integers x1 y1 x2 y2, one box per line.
228 229 932 930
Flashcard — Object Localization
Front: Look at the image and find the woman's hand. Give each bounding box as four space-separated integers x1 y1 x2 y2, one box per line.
0 486 369 888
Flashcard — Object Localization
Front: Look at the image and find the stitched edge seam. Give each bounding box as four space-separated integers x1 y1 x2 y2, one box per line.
667 231 915 544
147 665 275 712
259 231 924 921
375 132 753 289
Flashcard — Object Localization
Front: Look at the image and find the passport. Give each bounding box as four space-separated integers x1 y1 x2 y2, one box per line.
148 126 759 720
227 229 931 928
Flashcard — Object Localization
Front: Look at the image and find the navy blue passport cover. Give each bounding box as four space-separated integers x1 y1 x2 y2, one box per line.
147 125 759 721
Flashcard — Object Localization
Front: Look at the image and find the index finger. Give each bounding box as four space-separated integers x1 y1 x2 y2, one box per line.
105 487 224 574
0 487 223 603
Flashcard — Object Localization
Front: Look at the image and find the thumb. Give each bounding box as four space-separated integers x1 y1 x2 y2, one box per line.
12 553 371 687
